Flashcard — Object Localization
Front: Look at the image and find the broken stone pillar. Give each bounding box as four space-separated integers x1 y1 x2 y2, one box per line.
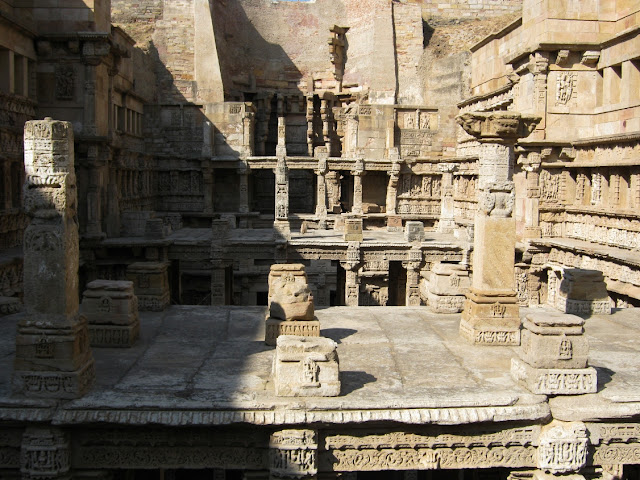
14 118 95 398
404 221 424 243
557 269 612 316
126 261 170 311
269 429 318 479
343 216 363 241
273 335 340 396
438 163 457 233
457 111 540 345
511 310 597 394
274 156 290 238
351 158 364 214
266 264 320 346
426 263 471 313
81 280 140 347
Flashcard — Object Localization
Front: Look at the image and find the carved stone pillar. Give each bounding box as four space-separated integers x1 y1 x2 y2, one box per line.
269 429 317 479
14 118 95 398
84 146 104 239
522 153 542 239
529 51 549 141
321 98 333 155
82 64 97 136
276 95 287 158
243 108 255 157
315 153 328 220
344 111 359 157
351 158 364 215
537 421 588 474
456 112 540 346
210 219 229 306
20 427 70 480
306 95 315 157
404 247 423 306
274 156 290 237
238 161 250 215
343 242 361 307
437 162 457 233
386 156 400 215
326 171 341 213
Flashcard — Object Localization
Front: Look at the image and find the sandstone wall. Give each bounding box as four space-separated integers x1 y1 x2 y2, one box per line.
416 0 522 20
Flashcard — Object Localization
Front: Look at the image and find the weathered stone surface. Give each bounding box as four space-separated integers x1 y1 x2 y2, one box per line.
269 429 317 477
511 358 597 395
269 273 314 322
265 319 320 347
13 118 94 399
344 217 363 242
81 280 140 347
404 221 424 243
556 269 612 316
537 421 588 473
273 335 340 397
126 262 170 312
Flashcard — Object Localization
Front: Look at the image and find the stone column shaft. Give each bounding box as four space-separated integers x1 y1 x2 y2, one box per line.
351 158 364 215
238 163 249 214
274 156 290 237
437 163 457 233
14 118 95 398
457 111 540 346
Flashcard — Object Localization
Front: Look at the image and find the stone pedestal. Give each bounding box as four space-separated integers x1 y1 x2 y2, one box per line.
81 280 140 347
387 215 402 232
557 269 611 316
344 217 363 241
511 310 597 395
273 335 340 397
404 221 424 243
426 263 470 313
126 261 170 311
456 111 540 346
13 118 95 399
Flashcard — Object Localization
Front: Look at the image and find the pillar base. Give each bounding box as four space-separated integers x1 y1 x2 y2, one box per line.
460 291 520 345
266 318 320 346
13 358 95 399
511 358 597 395
89 322 140 347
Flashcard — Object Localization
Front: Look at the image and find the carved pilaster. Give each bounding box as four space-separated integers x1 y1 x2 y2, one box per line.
343 242 361 307
537 421 588 474
274 156 290 237
20 427 70 480
351 158 364 215
238 161 250 215
269 430 318 479
437 162 457 233
315 152 328 219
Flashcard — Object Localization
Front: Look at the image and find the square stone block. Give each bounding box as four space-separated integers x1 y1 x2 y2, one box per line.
273 335 340 397
387 215 402 232
427 292 465 313
89 322 140 348
460 293 521 345
82 280 138 326
511 358 597 395
429 263 471 296
404 221 424 242
13 359 95 399
520 311 588 369
265 318 320 346
344 217 363 241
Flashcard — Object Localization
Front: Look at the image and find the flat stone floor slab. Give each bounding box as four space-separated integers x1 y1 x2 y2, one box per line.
1 306 639 425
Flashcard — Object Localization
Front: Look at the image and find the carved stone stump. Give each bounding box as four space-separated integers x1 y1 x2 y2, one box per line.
426 263 470 313
536 421 589 474
126 261 170 311
456 111 540 346
274 335 340 396
13 118 95 399
511 310 597 395
404 221 424 243
556 269 612 316
386 215 403 232
81 280 140 347
269 429 317 479
343 217 363 242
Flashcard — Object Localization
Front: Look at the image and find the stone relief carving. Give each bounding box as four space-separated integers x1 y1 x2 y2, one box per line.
537 422 588 473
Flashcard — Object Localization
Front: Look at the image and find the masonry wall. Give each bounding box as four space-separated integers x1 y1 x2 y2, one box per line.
414 0 522 20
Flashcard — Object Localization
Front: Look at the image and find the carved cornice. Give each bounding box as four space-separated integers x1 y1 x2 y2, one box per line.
456 112 541 145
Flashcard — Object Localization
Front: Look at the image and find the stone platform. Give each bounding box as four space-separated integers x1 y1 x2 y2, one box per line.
0 306 639 426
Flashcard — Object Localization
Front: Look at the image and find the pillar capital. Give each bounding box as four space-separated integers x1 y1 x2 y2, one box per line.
456 112 541 145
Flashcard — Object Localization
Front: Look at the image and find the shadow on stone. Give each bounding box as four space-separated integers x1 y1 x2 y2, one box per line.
593 366 614 393
340 371 376 395
321 328 357 344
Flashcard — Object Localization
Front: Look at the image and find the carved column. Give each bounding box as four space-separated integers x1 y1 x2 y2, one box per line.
269 429 317 480
315 152 328 224
342 241 361 306
344 110 359 157
386 154 401 215
276 94 286 158
522 153 542 239
404 247 423 306
274 156 290 238
456 112 540 346
351 158 364 215
242 108 255 157
326 171 341 213
321 97 333 156
437 162 457 233
238 161 250 215
14 118 95 398
306 94 315 157
20 427 71 480
84 145 104 239
529 51 549 141
211 219 229 306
